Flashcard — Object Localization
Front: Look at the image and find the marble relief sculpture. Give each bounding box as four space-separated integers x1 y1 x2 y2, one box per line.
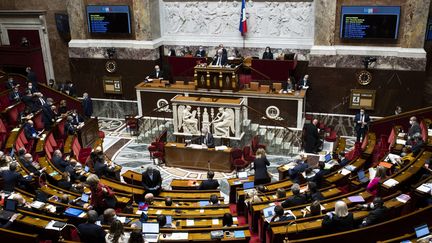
212 107 235 137
178 105 198 134
162 1 313 38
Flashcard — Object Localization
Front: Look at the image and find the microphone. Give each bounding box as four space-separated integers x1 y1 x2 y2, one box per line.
283 217 298 243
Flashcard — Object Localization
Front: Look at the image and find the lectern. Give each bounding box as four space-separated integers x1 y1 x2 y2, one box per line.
194 65 240 91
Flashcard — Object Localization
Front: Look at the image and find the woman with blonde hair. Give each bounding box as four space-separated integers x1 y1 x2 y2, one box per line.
252 148 270 185
322 200 354 232
367 166 386 196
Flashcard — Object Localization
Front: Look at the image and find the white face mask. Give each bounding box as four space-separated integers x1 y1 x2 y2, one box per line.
370 203 375 209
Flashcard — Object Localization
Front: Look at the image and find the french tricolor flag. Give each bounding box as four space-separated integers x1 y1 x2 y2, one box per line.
239 0 247 35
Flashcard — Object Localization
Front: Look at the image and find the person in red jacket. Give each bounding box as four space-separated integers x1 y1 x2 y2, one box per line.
86 174 116 214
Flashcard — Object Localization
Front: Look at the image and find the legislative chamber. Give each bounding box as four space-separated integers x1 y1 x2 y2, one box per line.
0 1 431 243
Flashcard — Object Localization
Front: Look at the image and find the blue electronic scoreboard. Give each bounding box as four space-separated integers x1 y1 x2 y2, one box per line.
87 5 131 34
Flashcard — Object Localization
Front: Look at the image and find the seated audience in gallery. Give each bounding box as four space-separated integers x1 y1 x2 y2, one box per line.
322 200 355 232
141 166 162 196
5 77 15 90
58 99 68 115
198 170 220 190
181 46 193 57
195 45 206 57
21 90 35 111
64 80 77 97
262 46 274 60
26 81 37 94
281 183 307 208
394 106 402 115
357 197 388 227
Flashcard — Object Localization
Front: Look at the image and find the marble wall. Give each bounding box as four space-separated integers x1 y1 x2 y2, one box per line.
314 0 337 46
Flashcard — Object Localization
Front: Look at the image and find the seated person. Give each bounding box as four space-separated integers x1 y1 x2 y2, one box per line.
9 86 21 103
288 155 309 183
198 171 220 190
105 220 128 243
262 46 273 60
279 78 294 93
141 166 162 196
5 77 15 90
12 194 31 210
211 49 228 66
145 65 164 81
70 110 84 126
0 213 18 229
57 172 72 190
165 196 173 206
195 46 206 57
99 208 116 226
311 162 330 188
94 159 117 180
304 200 322 217
358 197 388 227
281 183 307 208
65 116 78 135
21 153 45 176
276 188 286 199
58 100 68 115
339 152 350 167
271 205 292 222
157 214 176 228
144 193 154 207
209 194 219 206
222 213 235 227
52 150 69 172
77 210 106 243
322 200 355 232
297 74 310 89
0 163 28 192
305 181 324 201
23 120 39 141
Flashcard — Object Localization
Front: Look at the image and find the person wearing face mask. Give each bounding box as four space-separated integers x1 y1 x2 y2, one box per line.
26 82 37 94
357 197 388 227
146 65 164 82
212 49 228 66
21 153 45 176
262 46 273 60
195 46 206 57
407 116 421 142
354 108 370 142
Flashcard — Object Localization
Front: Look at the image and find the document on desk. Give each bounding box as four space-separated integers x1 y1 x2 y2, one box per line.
163 233 189 240
215 145 228 151
212 218 219 225
396 139 406 145
186 219 195 226
368 168 376 180
417 184 432 193
155 210 162 215
383 178 399 187
339 168 351 175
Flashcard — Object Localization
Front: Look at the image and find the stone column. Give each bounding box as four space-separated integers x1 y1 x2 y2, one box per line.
314 0 337 46
133 0 161 40
172 103 178 133
66 0 86 39
234 107 241 138
401 0 431 48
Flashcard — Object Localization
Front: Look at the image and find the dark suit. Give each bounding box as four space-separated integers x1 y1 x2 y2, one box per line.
65 122 76 135
5 80 15 90
82 97 93 117
298 78 310 89
52 156 69 172
262 52 273 60
322 212 355 232
22 95 35 111
281 194 307 208
289 162 309 183
354 113 370 142
23 123 38 140
362 206 388 227
77 222 106 243
27 71 37 85
408 123 421 138
201 132 215 148
306 191 324 202
304 123 321 153
42 104 54 130
312 169 330 188
0 170 25 191
94 161 116 180
141 170 162 195
253 157 270 185
195 49 206 57
58 179 72 190
149 69 165 79
212 53 228 66
21 160 40 176
65 84 76 97
9 91 20 103
198 179 219 190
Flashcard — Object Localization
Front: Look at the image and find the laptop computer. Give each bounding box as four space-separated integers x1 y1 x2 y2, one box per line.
357 170 369 183
0 199 17 220
243 181 255 190
263 205 276 222
142 222 160 242
238 171 248 180
324 153 332 162
415 224 432 241
84 166 90 172
76 193 90 207
166 215 172 226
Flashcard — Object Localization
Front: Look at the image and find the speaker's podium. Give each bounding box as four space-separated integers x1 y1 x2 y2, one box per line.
194 64 240 92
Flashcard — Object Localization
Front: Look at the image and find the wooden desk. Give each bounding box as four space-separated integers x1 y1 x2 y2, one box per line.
194 65 241 91
170 179 201 190
228 176 254 204
164 142 233 172
159 190 220 200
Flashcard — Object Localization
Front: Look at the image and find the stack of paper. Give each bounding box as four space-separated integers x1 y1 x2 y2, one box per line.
215 145 228 151
416 184 432 193
339 168 351 175
31 201 45 209
212 218 219 225
162 233 189 240
186 219 195 226
383 178 399 187
348 195 365 203
368 168 376 180
396 139 406 145
396 194 411 203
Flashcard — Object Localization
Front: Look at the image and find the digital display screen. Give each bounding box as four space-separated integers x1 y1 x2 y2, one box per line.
427 18 432 41
87 5 131 34
340 6 400 39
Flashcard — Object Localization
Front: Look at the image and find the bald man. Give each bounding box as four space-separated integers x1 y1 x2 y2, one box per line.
304 119 321 153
